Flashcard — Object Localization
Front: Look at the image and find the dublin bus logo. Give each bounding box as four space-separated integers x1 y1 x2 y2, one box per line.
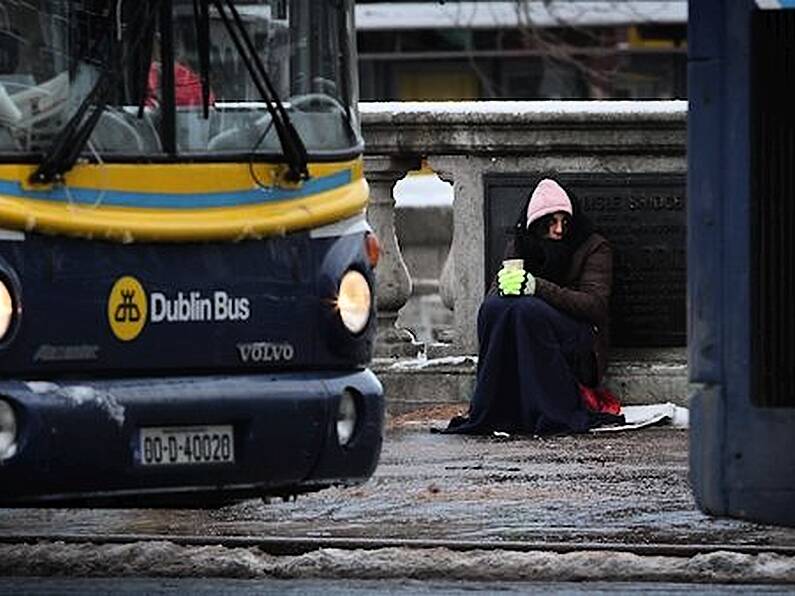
107 276 148 341
115 289 142 323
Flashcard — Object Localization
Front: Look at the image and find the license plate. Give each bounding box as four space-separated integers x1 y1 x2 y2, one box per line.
138 425 235 466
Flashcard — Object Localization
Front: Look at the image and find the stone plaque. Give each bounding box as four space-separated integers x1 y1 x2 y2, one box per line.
484 174 686 347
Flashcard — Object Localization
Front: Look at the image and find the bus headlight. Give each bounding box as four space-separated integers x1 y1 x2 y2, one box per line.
0 399 17 461
337 270 371 334
336 390 358 446
0 279 13 341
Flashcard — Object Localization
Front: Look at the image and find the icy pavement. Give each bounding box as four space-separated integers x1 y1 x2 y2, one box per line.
2 423 795 546
1 420 795 582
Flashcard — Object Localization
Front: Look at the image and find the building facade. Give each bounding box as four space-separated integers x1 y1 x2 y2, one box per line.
356 1 687 100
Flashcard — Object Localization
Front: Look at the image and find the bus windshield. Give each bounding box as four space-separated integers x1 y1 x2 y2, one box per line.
0 0 361 163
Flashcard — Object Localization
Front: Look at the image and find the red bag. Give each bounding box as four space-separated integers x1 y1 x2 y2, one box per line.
579 384 621 415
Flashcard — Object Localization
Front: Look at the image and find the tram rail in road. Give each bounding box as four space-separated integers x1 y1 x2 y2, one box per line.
2 533 795 558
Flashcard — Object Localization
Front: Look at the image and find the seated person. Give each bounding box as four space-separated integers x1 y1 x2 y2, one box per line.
443 177 623 436
146 59 216 109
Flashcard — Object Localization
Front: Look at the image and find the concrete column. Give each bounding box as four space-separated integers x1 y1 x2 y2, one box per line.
427 155 484 356
365 155 423 358
424 162 456 358
433 167 456 315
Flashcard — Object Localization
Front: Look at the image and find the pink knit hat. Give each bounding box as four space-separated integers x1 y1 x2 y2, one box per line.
526 179 572 227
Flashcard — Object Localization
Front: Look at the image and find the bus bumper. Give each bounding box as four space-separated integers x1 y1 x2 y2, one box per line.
0 370 384 507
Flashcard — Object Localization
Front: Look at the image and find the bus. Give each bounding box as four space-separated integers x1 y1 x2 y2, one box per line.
0 0 384 506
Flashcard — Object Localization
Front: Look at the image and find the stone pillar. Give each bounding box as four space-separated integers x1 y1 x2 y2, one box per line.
427 155 485 357
438 244 455 320
425 164 456 358
365 155 423 358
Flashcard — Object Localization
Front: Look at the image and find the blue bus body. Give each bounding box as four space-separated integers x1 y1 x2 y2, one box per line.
0 0 384 506
0 222 383 505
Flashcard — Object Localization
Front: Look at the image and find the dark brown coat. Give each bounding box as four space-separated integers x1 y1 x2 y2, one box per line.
488 233 613 383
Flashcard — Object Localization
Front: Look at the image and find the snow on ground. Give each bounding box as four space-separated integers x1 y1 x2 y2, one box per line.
1 542 793 583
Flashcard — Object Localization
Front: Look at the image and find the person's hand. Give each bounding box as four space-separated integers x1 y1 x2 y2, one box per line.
498 266 523 295
497 266 536 296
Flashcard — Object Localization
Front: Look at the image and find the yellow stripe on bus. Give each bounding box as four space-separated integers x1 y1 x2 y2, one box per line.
0 159 368 241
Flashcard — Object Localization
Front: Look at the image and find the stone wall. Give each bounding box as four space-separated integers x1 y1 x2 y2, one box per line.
361 101 688 358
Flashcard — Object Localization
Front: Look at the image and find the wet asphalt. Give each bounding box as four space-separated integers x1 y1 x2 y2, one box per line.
1 423 794 548
0 577 791 595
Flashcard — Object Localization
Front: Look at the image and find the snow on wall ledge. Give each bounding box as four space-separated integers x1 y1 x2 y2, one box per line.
359 100 688 121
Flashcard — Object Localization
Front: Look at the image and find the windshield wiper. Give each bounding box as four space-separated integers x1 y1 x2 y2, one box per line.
212 0 309 182
193 0 211 120
30 2 158 186
28 70 112 186
336 2 358 144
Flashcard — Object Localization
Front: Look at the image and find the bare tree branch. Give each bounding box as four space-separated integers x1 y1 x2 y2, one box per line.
512 0 623 98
